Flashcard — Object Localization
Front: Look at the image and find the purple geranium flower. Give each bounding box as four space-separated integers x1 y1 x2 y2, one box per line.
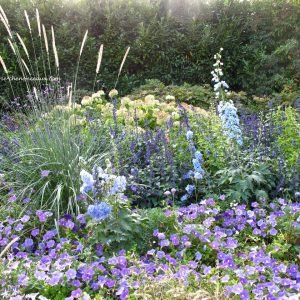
41 170 50 177
8 194 17 202
71 288 82 298
231 283 243 294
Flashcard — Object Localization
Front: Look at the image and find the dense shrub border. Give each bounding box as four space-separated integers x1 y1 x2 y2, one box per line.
0 0 299 106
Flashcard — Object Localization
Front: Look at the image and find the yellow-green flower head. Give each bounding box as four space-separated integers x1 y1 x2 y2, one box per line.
41 112 49 118
92 90 105 99
120 97 131 106
135 110 145 118
109 89 118 98
81 96 93 106
105 103 114 110
165 95 175 101
171 111 180 120
144 94 155 103
116 108 128 117
173 121 180 127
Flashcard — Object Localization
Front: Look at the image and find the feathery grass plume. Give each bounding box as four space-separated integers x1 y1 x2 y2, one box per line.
33 87 38 101
68 83 73 107
36 9 41 37
1 54 16 98
16 33 29 59
22 59 31 75
0 5 9 25
0 55 8 74
1 9 31 92
42 24 49 53
93 44 104 91
8 38 16 55
51 25 60 93
0 7 12 38
51 26 59 69
68 89 73 108
16 32 37 83
35 9 47 79
25 9 42 80
31 86 43 114
73 30 88 96
8 38 31 92
115 46 130 88
96 44 104 74
67 84 71 97
42 24 52 76
24 10 31 32
6 37 31 93
79 30 88 57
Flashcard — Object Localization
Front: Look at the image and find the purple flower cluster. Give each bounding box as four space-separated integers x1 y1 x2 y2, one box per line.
0 196 300 299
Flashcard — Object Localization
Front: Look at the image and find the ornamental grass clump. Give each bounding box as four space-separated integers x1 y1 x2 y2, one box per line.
0 115 107 218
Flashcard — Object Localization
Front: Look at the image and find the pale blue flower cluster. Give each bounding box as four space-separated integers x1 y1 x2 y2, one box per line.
87 202 112 221
181 194 188 201
193 151 205 180
183 170 193 180
185 184 195 195
109 176 127 196
80 170 95 193
80 167 127 197
181 130 205 201
186 130 194 141
186 131 205 180
217 100 243 146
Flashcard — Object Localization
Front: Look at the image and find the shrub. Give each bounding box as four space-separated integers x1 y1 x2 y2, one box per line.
2 0 300 107
130 80 215 109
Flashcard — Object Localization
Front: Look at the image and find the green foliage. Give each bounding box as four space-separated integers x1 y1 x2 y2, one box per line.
273 106 300 170
268 204 300 261
193 109 228 172
35 286 71 300
137 207 177 254
214 152 277 204
87 206 147 253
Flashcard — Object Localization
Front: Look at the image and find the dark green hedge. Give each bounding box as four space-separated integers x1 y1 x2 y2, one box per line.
0 0 299 106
